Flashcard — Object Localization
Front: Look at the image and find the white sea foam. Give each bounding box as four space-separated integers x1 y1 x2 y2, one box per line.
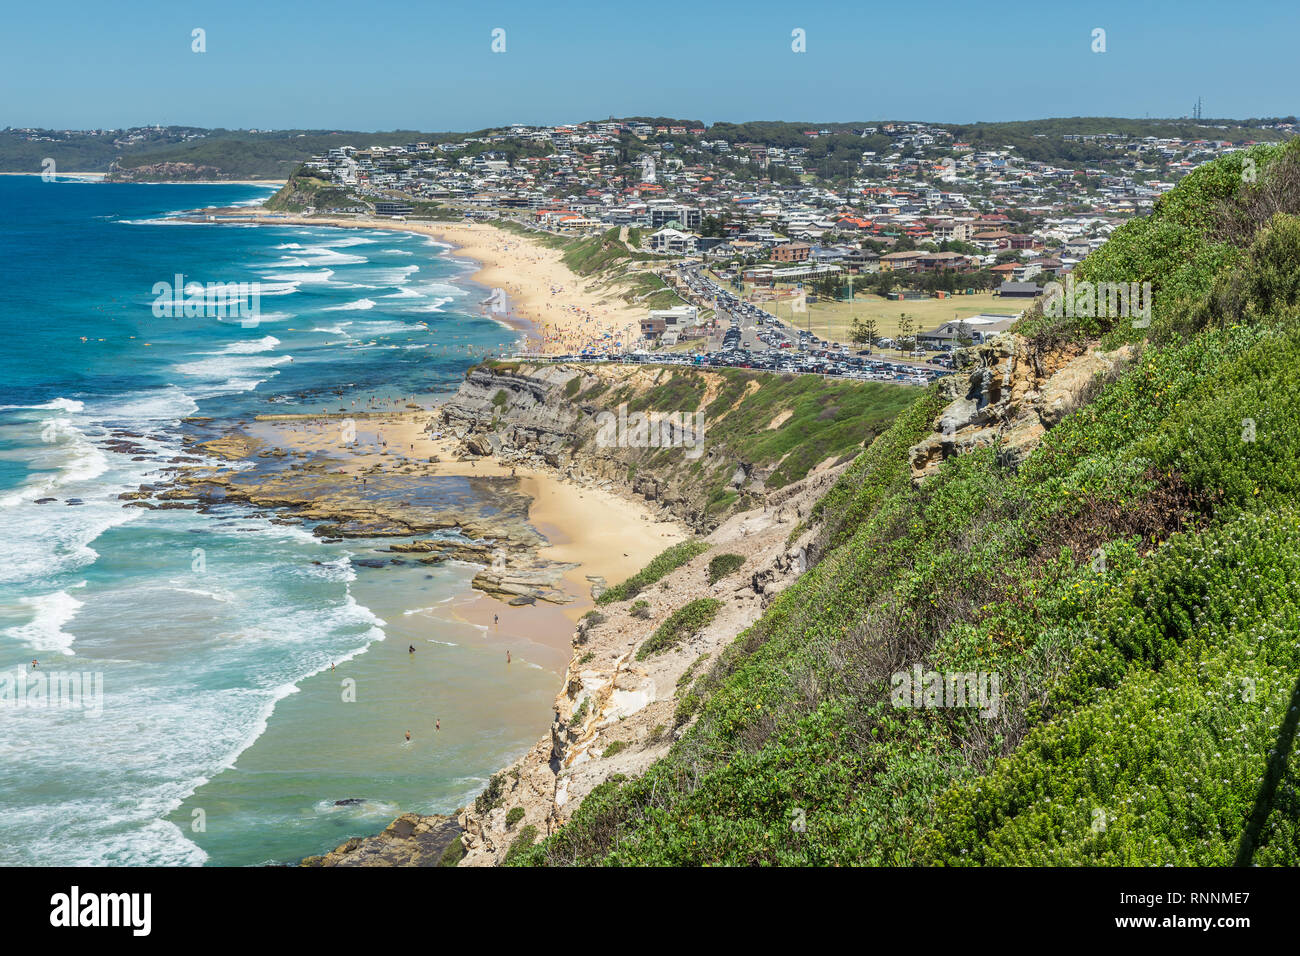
4 584 86 655
0 397 86 413
324 298 376 312
221 335 281 354
261 269 331 286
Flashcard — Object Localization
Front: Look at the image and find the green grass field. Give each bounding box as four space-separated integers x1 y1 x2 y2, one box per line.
715 274 1017 353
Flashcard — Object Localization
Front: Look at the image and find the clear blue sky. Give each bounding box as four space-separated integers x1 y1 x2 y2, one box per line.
3 0 1296 131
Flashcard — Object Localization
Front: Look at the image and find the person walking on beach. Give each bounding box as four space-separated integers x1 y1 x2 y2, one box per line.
409 644 416 654
436 719 440 731
506 650 511 664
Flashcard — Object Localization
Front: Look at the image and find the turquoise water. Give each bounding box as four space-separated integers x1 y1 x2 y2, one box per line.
0 177 558 865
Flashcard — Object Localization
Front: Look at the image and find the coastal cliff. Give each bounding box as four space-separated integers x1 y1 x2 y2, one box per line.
437 360 914 533
310 360 908 864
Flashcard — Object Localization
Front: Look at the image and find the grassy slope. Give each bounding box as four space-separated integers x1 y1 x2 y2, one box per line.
577 366 915 519
514 139 1300 866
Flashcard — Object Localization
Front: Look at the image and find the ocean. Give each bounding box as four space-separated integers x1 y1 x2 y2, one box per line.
0 176 557 866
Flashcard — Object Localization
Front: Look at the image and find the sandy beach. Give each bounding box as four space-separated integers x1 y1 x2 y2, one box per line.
166 208 684 651
203 210 648 355
230 407 685 649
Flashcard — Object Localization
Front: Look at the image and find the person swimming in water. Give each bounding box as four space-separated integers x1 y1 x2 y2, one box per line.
409 644 415 654
405 730 411 742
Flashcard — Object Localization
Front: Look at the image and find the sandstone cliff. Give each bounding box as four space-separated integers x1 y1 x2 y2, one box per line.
453 459 842 865
908 333 1135 484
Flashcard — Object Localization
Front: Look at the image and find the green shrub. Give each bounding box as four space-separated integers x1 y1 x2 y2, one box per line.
503 824 538 864
637 599 723 660
474 772 505 815
438 837 465 867
629 599 651 619
602 741 627 758
707 553 745 585
597 541 710 604
505 806 525 829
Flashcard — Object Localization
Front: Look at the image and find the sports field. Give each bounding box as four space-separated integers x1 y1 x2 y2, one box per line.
716 273 1020 353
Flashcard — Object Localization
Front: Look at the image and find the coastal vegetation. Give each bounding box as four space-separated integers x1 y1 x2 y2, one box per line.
706 553 745 585
510 139 1300 866
503 825 539 863
264 171 367 212
596 540 710 604
635 598 723 660
585 364 914 504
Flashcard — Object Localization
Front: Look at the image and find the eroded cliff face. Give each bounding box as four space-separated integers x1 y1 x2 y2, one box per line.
908 334 1136 484
453 460 841 866
438 363 782 533
308 361 897 866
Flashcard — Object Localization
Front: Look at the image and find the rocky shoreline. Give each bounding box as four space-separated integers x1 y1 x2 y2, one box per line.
308 361 868 865
115 408 596 609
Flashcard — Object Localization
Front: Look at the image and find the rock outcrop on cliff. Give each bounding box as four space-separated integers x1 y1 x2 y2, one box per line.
436 361 900 534
908 333 1135 484
106 160 227 182
300 813 461 867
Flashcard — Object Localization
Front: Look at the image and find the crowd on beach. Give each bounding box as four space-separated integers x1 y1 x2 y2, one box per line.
473 235 639 356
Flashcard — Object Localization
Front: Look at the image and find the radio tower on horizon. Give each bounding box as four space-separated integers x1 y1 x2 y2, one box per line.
1194 96 1203 121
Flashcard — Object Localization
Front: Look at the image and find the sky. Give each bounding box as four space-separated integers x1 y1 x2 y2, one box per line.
3 0 1297 132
